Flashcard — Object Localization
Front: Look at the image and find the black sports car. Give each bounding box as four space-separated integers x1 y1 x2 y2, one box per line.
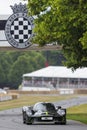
22 102 66 125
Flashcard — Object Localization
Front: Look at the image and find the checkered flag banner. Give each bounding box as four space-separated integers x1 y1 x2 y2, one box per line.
5 3 34 49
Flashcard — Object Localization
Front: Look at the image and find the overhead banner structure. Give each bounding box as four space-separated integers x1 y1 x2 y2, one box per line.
5 3 34 49
0 3 62 51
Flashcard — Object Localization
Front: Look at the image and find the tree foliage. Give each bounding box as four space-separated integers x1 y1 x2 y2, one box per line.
0 51 46 89
0 51 64 89
27 0 87 69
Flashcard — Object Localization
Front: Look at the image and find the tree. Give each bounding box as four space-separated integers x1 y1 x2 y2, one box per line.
0 64 6 86
8 52 46 88
8 55 34 89
0 52 12 87
27 0 87 69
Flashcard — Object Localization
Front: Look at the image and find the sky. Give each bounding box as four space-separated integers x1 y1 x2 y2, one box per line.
0 0 28 14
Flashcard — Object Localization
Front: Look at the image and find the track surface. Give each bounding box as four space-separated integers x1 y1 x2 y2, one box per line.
0 96 87 130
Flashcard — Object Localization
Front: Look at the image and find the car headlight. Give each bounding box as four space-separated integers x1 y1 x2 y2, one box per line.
57 109 65 116
26 111 32 116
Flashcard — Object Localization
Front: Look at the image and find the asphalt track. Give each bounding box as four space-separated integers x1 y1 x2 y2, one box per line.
0 96 87 130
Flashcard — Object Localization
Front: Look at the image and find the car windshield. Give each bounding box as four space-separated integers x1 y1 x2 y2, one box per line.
34 103 56 113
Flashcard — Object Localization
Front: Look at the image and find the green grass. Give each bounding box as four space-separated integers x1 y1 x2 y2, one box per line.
67 104 87 124
0 95 75 111
67 114 87 124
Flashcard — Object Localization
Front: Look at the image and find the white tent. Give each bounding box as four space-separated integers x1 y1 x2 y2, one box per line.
23 66 87 79
22 66 87 89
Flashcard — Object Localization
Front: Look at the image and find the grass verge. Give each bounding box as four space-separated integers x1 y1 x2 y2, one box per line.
67 104 87 124
0 94 76 110
67 114 87 124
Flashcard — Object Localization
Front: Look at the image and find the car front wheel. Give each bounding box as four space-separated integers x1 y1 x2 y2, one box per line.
25 116 33 125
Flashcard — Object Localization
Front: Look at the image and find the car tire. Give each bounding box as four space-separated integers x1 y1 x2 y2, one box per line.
61 119 66 125
23 117 25 124
23 112 26 124
55 122 59 125
62 120 66 125
26 116 33 125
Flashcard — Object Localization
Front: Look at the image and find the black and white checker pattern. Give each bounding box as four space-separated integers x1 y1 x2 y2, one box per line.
10 17 32 43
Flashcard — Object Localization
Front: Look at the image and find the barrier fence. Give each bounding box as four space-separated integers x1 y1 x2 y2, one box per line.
0 94 19 101
7 88 87 95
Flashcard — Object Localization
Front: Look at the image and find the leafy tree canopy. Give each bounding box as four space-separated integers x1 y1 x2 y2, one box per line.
27 0 87 69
